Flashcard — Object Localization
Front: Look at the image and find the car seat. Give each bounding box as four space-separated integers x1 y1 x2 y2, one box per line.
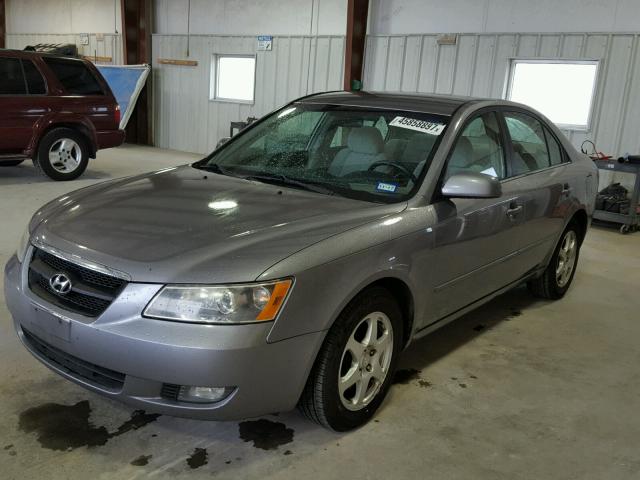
329 127 387 177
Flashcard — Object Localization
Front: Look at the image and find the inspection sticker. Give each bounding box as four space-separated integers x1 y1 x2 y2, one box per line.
389 116 446 135
376 181 398 193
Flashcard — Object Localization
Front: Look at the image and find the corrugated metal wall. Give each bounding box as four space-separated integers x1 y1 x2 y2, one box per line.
364 32 640 158
6 33 123 64
152 34 345 153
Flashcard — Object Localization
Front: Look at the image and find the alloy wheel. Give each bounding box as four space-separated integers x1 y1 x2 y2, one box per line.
49 138 82 173
338 311 394 411
556 230 578 287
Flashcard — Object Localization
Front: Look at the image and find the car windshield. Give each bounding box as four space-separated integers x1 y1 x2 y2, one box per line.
197 104 449 203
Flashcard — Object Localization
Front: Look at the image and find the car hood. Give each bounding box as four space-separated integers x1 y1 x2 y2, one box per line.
31 165 406 283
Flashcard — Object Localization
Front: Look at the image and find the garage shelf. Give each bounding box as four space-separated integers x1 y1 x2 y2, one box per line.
593 160 640 234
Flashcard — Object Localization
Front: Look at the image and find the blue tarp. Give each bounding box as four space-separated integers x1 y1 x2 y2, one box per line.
97 65 150 129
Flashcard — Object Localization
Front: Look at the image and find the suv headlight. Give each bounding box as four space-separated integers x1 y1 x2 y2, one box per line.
16 227 31 264
143 279 293 324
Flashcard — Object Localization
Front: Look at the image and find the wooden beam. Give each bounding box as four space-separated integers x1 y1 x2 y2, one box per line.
82 55 114 63
120 0 152 145
158 58 198 67
0 0 6 49
343 0 369 91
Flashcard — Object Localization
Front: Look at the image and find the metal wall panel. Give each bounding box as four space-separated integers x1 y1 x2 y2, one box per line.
364 32 640 160
151 34 345 154
6 33 123 64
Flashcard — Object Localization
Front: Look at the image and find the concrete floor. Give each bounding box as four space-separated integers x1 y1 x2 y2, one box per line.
1 145 639 479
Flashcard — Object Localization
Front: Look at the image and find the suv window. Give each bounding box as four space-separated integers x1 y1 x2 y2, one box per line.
22 60 46 94
0 57 26 94
445 112 506 180
43 57 104 95
504 112 551 176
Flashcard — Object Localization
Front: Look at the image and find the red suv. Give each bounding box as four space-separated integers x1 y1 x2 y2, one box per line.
0 49 125 180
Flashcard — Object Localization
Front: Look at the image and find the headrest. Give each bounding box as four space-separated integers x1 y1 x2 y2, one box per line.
347 127 384 155
449 136 473 168
384 138 407 158
404 135 437 163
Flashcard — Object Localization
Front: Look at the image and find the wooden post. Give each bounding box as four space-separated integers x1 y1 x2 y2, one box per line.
120 0 152 145
343 0 369 91
0 0 6 49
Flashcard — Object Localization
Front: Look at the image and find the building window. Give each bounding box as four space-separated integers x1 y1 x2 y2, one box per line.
210 55 256 103
506 60 599 130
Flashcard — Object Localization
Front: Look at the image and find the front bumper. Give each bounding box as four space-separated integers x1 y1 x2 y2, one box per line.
4 254 324 420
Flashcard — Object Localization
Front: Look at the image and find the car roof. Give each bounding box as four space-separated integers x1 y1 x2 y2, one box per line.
0 48 86 62
296 91 486 116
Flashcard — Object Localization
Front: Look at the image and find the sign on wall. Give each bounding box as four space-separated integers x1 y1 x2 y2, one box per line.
257 35 273 51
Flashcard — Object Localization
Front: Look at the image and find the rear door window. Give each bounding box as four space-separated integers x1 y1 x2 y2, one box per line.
42 57 104 95
22 60 47 94
544 128 565 165
504 112 551 176
0 57 26 95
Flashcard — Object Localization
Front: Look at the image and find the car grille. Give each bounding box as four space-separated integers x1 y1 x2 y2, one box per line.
22 327 126 391
28 248 127 317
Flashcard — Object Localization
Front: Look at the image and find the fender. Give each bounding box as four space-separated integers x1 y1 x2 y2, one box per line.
25 112 97 158
264 237 421 345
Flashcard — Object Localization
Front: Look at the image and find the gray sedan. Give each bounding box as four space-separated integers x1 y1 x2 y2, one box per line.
4 92 598 431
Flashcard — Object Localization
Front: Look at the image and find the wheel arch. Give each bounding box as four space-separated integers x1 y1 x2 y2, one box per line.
38 123 97 158
570 209 588 245
347 276 415 349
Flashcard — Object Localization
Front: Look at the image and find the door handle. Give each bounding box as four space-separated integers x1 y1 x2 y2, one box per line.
506 204 523 218
562 183 572 194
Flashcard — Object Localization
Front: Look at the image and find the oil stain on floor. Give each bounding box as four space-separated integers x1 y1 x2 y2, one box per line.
392 368 420 384
18 400 160 451
130 454 152 466
186 448 208 469
238 419 294 450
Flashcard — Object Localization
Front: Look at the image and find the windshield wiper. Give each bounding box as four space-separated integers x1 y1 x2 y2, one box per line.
243 173 336 196
193 162 239 177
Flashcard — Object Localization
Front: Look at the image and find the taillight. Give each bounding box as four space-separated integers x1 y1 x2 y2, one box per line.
114 105 121 126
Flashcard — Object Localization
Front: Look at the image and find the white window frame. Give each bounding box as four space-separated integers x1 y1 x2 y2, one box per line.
209 54 256 104
505 58 600 131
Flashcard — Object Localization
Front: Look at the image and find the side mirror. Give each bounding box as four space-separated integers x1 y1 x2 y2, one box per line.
442 172 502 199
216 137 231 148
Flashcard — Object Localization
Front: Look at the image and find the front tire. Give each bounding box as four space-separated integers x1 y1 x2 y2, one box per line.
528 222 581 299
298 286 403 431
34 128 89 181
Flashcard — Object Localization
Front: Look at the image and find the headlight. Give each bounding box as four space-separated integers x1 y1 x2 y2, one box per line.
16 227 31 264
143 279 293 324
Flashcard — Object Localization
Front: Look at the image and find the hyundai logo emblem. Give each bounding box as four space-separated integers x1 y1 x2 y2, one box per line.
49 273 72 295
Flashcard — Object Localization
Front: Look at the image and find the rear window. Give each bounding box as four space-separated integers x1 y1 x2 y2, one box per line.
0 57 26 94
43 57 104 95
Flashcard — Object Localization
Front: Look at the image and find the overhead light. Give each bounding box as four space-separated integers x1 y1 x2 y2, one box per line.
278 107 296 118
382 217 402 226
208 200 237 210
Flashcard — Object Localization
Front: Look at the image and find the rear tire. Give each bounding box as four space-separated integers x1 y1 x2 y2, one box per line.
0 160 24 167
298 286 403 431
34 128 89 181
528 222 581 299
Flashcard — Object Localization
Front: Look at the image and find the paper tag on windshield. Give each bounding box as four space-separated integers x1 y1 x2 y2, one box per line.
389 117 446 135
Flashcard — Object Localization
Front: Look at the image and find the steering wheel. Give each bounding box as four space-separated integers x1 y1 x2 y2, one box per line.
368 161 418 184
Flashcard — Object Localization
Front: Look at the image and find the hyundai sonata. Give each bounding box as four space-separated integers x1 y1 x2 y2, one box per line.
4 92 597 430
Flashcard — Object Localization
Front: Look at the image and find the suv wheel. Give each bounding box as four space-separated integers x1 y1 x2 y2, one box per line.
298 286 402 431
0 160 24 167
528 222 581 299
34 128 89 181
